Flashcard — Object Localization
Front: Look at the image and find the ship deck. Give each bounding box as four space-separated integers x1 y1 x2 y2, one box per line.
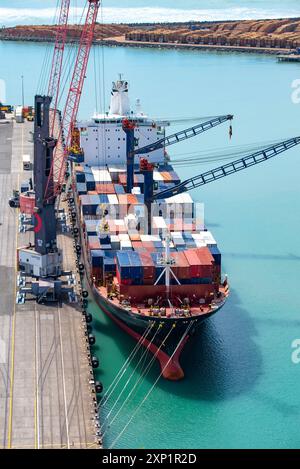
97 285 229 319
0 118 99 449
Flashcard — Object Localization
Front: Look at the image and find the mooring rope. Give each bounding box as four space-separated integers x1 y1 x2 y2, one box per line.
108 321 195 449
100 321 155 409
102 323 177 437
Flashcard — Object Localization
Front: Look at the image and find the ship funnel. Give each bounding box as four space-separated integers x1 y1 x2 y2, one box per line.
109 78 130 116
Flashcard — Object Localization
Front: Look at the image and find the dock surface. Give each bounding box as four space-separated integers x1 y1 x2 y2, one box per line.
0 118 99 449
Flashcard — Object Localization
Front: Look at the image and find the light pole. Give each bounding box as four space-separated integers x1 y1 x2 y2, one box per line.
21 75 24 107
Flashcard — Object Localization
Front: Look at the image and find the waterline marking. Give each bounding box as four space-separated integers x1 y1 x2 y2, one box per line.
291 339 300 364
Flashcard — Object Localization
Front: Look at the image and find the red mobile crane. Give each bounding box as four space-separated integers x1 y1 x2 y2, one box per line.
17 0 100 298
48 0 71 137
45 0 100 203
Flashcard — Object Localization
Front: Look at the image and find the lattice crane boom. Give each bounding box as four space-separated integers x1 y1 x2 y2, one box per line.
48 0 71 136
152 136 300 200
133 114 233 156
44 0 100 202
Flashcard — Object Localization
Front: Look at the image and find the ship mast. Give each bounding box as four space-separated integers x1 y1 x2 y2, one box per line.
154 233 181 304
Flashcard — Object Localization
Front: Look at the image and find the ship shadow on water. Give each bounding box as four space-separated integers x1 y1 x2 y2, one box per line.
158 289 262 401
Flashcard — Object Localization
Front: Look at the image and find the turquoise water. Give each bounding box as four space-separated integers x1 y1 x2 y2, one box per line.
1 40 300 448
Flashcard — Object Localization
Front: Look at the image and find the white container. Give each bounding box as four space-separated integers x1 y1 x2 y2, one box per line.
91 168 112 182
120 240 132 250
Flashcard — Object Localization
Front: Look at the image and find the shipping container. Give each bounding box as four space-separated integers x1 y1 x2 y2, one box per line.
209 245 221 265
104 257 116 275
114 184 125 194
90 249 105 267
96 183 115 194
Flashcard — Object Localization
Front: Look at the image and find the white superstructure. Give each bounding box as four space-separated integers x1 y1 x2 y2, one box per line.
78 78 166 166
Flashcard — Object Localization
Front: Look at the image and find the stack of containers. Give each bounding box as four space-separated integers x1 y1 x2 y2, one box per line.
116 251 143 285
139 251 155 284
183 247 214 284
90 250 105 280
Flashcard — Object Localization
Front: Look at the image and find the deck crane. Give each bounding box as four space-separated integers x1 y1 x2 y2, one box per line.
123 114 233 194
136 135 300 234
18 0 100 300
48 0 71 137
150 135 300 200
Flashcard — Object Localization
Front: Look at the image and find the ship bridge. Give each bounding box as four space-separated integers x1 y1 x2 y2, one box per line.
77 78 166 166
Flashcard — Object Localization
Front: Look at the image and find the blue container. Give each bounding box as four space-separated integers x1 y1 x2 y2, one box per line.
76 173 86 183
91 250 105 267
128 251 143 279
114 184 125 194
116 251 131 279
99 194 109 204
104 257 116 274
209 246 221 265
99 234 110 245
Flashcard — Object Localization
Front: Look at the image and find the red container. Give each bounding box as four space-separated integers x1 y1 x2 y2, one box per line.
142 241 155 252
20 194 35 215
92 266 102 280
96 183 115 194
88 241 101 251
183 249 205 278
118 173 127 185
193 247 214 277
139 252 155 279
132 241 144 251
170 251 190 279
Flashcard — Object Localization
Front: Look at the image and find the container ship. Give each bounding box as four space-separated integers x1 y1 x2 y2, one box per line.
72 78 229 380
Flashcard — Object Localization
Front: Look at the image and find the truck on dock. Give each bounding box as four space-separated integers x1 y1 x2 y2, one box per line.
15 106 24 123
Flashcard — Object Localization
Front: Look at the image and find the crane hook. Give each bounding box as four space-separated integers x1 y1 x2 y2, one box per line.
229 124 233 140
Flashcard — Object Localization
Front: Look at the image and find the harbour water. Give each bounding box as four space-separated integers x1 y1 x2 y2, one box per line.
1 39 300 449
